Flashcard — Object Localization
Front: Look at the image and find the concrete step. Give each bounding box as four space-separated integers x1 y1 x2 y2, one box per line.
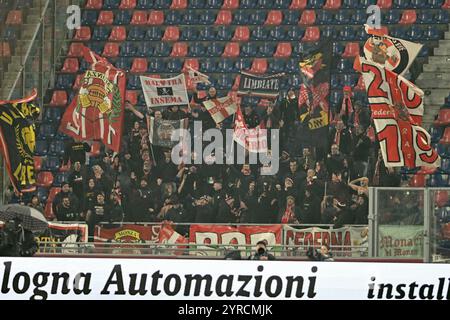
423 63 450 72
417 72 450 81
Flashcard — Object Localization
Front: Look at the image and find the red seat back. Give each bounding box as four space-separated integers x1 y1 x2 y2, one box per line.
409 174 425 187
290 0 307 9
171 0 187 9
171 42 188 57
49 90 68 107
126 90 138 105
443 0 450 8
73 74 84 90
148 10 164 25
109 26 127 41
250 58 268 74
37 172 54 188
74 27 91 41
232 26 250 41
163 26 180 41
61 58 79 73
265 10 282 25
0 42 11 58
435 109 450 126
67 43 84 57
183 58 199 72
440 127 450 144
222 0 239 9
131 10 148 25
103 42 120 58
342 42 360 58
222 42 240 57
274 42 292 58
302 27 320 42
323 0 341 9
97 11 114 25
85 0 103 9
33 156 42 172
299 10 316 25
6 10 22 25
119 0 136 9
215 10 232 25
355 75 366 91
131 58 148 73
377 0 392 9
399 10 417 24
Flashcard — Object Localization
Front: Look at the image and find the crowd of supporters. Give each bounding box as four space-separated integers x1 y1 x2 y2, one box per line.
9 86 405 238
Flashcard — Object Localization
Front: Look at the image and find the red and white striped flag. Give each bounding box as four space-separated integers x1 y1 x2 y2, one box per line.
203 96 238 124
233 107 268 153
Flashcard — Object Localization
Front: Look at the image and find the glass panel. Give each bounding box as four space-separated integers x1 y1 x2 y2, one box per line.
429 189 450 263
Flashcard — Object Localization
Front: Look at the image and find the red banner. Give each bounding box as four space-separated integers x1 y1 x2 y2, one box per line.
59 46 125 152
158 222 188 255
94 224 161 243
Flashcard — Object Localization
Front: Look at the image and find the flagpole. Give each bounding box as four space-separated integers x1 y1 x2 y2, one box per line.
147 115 157 166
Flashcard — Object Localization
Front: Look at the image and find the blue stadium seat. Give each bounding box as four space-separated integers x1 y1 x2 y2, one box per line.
136 0 154 9
342 0 359 8
183 10 199 25
252 26 269 40
258 0 275 7
342 74 358 87
241 0 258 8
234 11 249 25
189 0 206 8
53 173 70 187
435 10 449 24
355 26 370 41
115 57 131 71
55 75 74 89
120 42 137 57
43 156 61 171
199 10 216 24
189 43 206 57
35 140 49 156
81 10 98 26
273 0 291 8
269 26 286 40
335 11 351 25
440 158 450 173
428 174 449 187
288 74 302 87
269 60 285 73
437 144 450 159
241 42 258 57
207 42 225 56
384 10 401 24
330 91 343 108
351 10 368 25
43 108 62 124
292 42 313 57
114 10 132 25
148 59 164 72
146 27 163 40
218 59 235 72
206 0 223 8
39 124 56 139
249 10 266 25
287 26 304 41
423 25 440 40
331 75 342 89
136 42 153 57
392 0 411 8
428 0 444 8
167 59 183 72
88 42 104 55
235 58 252 71
36 187 49 203
16 0 33 9
322 26 338 39
308 0 325 8
127 75 142 90
336 58 352 72
316 11 333 25
103 0 121 9
333 42 345 56
216 26 232 40
258 43 275 57
283 10 300 25
91 26 110 41
417 11 434 24
165 11 182 25
357 0 376 9
199 27 216 40
154 0 171 9
128 26 146 40
216 74 233 90
405 25 423 41
153 42 171 56
285 59 299 73
410 0 426 8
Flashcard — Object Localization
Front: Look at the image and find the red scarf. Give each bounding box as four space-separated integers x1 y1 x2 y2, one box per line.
340 95 353 118
334 129 341 146
281 204 295 224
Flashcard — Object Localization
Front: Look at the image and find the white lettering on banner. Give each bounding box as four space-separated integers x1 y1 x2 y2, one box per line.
1 258 450 300
140 74 190 108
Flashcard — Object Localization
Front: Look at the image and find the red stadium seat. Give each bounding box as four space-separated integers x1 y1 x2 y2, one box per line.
215 10 232 25
299 10 316 25
434 109 450 126
126 90 138 105
44 202 55 221
74 27 91 41
49 90 68 107
0 42 11 58
399 10 417 24
163 26 180 41
409 174 425 187
302 27 320 42
73 74 84 90
222 0 239 9
102 42 120 58
342 42 360 58
33 156 42 172
67 43 84 57
97 11 114 25
119 0 136 9
355 75 365 91
109 26 126 41
171 0 187 9
131 10 148 25
274 42 292 58
443 0 450 8
90 141 102 157
183 58 199 72
59 163 71 172
417 166 437 175
440 127 450 144
36 172 54 188
131 58 148 73
377 0 392 9
222 42 240 57
265 10 282 25
323 0 341 9
148 10 164 25
232 26 250 41
435 190 449 207
85 0 103 9
290 0 307 9
249 58 268 74
232 75 241 90
6 10 23 25
171 42 188 57
61 58 79 73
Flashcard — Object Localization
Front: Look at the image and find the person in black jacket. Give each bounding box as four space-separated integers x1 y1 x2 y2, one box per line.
86 192 111 239
243 105 260 129
192 86 218 130
300 188 321 224
279 89 299 155
53 182 79 215
352 125 372 179
68 161 85 200
63 139 91 166
193 196 215 223
55 196 81 222
248 240 276 260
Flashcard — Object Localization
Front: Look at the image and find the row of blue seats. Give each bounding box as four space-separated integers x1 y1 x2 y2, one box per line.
90 0 444 10
81 9 450 26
